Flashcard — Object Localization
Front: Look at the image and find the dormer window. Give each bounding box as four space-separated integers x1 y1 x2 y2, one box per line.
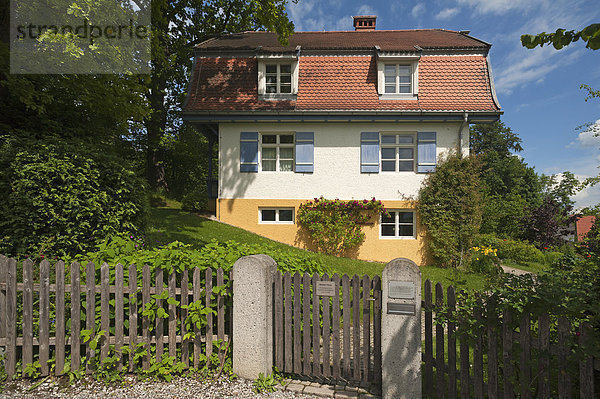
385 64 412 94
258 58 298 99
266 63 292 94
377 55 419 99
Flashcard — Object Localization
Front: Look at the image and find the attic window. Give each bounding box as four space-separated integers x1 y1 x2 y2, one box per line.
258 58 298 99
266 64 292 94
377 56 419 99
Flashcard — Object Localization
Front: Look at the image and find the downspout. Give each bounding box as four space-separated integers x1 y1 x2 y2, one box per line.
459 112 468 156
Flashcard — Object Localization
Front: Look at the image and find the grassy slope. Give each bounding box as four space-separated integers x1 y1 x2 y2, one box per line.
147 207 487 291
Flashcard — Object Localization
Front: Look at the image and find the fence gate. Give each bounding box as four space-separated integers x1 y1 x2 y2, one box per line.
273 271 382 385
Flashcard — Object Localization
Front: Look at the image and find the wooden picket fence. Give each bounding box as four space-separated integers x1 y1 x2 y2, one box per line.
273 271 382 385
421 279 599 398
0 255 230 378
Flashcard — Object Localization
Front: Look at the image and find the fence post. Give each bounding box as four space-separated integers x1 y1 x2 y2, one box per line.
381 257 422 399
232 254 277 380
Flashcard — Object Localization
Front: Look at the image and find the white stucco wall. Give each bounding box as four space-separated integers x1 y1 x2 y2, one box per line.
218 122 469 200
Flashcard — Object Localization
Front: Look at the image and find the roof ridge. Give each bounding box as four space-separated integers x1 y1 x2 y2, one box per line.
228 29 465 34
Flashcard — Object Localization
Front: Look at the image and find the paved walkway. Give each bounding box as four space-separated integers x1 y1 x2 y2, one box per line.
500 265 532 276
277 378 381 398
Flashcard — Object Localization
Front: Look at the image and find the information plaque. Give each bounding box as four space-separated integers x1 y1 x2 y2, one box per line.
388 281 415 299
316 281 335 296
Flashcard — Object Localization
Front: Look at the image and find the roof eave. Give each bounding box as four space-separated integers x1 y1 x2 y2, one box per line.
182 109 502 123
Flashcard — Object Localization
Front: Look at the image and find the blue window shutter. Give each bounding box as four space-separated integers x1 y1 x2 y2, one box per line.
295 132 314 173
361 132 379 173
417 132 437 173
240 132 258 172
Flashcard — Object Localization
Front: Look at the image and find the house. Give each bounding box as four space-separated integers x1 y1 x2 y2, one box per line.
576 216 596 242
182 16 502 265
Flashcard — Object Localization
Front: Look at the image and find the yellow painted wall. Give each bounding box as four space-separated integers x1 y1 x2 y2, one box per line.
217 198 430 266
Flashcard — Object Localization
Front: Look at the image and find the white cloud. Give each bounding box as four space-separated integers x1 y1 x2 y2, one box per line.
411 3 425 18
435 7 459 20
288 0 349 31
494 46 583 95
356 4 376 16
573 179 600 208
457 0 534 15
575 120 600 148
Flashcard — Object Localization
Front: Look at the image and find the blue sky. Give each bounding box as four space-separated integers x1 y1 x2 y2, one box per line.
286 0 600 208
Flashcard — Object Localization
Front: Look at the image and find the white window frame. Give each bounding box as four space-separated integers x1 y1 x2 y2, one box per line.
377 55 419 99
380 133 416 172
259 208 295 224
380 210 416 239
257 56 299 99
260 133 295 172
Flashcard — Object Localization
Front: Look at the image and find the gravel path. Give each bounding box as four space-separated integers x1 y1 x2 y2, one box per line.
0 375 323 399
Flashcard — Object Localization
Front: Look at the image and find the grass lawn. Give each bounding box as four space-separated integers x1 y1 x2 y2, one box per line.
147 206 488 293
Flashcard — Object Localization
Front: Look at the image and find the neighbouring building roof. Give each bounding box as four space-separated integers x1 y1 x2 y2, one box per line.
576 215 596 242
184 30 501 114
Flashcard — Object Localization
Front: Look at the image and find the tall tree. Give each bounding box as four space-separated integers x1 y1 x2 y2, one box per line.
142 0 295 189
471 121 542 237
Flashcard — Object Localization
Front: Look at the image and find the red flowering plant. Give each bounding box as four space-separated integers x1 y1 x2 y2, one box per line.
297 196 387 255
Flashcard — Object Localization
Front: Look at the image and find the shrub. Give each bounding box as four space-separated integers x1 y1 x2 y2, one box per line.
475 234 545 264
469 245 501 276
82 236 331 277
418 152 483 268
0 140 148 258
297 197 386 255
497 238 545 264
181 189 208 213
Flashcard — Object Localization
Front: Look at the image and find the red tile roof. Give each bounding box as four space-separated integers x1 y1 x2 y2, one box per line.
576 216 596 241
195 30 490 52
184 55 499 112
185 57 294 111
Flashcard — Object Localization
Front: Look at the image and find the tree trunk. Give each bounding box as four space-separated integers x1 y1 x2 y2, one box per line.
145 84 168 191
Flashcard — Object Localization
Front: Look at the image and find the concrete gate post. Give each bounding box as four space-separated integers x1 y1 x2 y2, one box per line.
381 257 422 399
232 254 277 380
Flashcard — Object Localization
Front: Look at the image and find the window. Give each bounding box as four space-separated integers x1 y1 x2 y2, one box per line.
384 64 412 94
258 60 298 97
377 57 418 98
381 211 415 238
381 134 415 172
259 208 294 224
265 63 292 94
261 134 294 172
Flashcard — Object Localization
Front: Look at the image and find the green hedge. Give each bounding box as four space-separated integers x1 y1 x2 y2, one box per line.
0 140 148 258
475 234 545 264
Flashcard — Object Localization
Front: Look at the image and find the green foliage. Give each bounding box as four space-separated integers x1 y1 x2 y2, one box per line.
521 23 600 50
162 125 216 201
468 245 501 276
470 121 523 157
297 197 387 255
581 84 600 102
480 193 528 238
22 361 42 379
83 235 331 276
418 152 483 268
252 372 278 393
0 355 6 388
181 189 209 213
475 234 545 264
0 139 148 258
471 122 542 239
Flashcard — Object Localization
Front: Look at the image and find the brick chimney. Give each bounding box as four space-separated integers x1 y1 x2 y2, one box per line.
353 15 376 31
